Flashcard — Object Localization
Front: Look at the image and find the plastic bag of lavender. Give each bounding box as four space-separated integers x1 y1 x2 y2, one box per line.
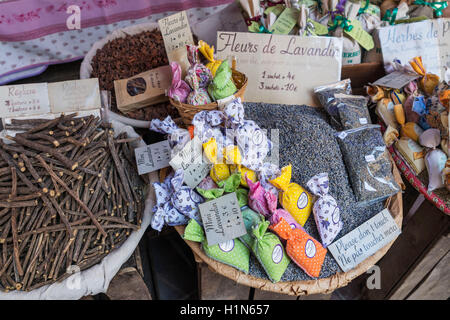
314 79 352 128
335 124 400 205
335 94 372 130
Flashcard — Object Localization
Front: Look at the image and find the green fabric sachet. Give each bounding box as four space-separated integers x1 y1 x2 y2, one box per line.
197 173 249 208
251 221 290 283
207 60 237 101
240 206 265 249
183 219 250 273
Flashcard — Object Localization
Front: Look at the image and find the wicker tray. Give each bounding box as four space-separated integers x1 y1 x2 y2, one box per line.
169 69 248 125
173 156 403 296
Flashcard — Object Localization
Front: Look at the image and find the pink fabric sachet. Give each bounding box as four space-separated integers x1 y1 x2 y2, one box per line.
246 175 272 218
167 61 191 103
266 192 303 230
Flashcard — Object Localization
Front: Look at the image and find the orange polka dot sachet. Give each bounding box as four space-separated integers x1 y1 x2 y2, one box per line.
271 217 327 278
269 164 313 226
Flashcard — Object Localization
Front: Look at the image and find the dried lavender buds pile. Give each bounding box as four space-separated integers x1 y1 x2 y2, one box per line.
90 29 179 121
0 114 146 292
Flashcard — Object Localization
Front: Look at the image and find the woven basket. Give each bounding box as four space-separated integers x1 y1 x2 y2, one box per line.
174 155 404 296
169 69 248 126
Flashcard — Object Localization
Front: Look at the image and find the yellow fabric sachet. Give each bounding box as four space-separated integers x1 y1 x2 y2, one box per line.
230 164 257 188
394 104 423 142
409 56 440 96
198 40 223 77
223 145 242 166
269 164 312 226
203 138 230 183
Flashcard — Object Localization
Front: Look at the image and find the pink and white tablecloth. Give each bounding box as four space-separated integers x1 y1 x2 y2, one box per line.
0 0 234 84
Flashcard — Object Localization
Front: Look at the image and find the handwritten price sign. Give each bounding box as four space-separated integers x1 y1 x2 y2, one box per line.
216 32 342 106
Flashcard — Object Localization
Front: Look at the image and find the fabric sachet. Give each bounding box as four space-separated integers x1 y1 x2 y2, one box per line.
167 61 191 103
203 138 231 183
271 217 327 278
240 206 265 249
269 164 313 226
150 116 191 155
419 128 448 191
186 65 212 106
265 191 302 230
306 173 342 248
151 170 204 231
208 60 237 101
198 40 223 77
251 220 290 283
183 219 250 273
197 173 248 208
246 175 274 218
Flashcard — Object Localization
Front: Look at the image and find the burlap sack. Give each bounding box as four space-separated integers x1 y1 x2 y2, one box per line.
174 156 403 296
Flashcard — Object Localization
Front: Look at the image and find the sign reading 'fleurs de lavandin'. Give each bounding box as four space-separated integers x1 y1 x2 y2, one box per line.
215 31 343 106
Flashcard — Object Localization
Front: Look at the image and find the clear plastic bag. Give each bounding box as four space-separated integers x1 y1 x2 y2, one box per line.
335 94 372 130
314 79 352 126
336 124 400 204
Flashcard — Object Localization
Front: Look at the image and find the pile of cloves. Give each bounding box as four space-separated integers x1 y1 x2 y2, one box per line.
0 114 147 292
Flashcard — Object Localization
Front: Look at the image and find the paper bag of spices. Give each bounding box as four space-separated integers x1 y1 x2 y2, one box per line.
114 65 171 113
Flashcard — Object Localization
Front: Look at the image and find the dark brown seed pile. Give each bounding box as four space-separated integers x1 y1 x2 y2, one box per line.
0 114 147 292
90 29 179 121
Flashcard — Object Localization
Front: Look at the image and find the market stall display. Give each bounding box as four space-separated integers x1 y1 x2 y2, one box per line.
151 98 402 296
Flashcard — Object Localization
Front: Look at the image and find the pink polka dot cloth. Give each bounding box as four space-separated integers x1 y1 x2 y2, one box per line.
0 0 234 84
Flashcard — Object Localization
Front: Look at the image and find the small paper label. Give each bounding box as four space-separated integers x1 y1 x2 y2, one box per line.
338 131 348 139
158 11 194 55
372 71 421 90
328 209 401 272
0 83 50 118
365 154 376 162
307 19 329 36
269 7 299 34
48 78 101 113
134 140 171 175
359 118 368 125
344 19 374 51
199 192 247 246
169 136 211 188
264 4 285 17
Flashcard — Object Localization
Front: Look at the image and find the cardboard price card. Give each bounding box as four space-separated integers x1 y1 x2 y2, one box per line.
169 136 211 188
134 140 171 175
198 192 247 246
378 18 450 79
158 10 194 54
216 32 343 106
0 83 50 118
328 209 401 272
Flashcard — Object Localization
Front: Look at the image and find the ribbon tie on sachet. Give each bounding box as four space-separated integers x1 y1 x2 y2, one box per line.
150 116 190 155
382 7 398 25
409 56 440 96
198 40 223 77
151 170 204 231
271 218 327 278
328 14 354 32
413 0 448 17
196 173 249 208
306 173 343 248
